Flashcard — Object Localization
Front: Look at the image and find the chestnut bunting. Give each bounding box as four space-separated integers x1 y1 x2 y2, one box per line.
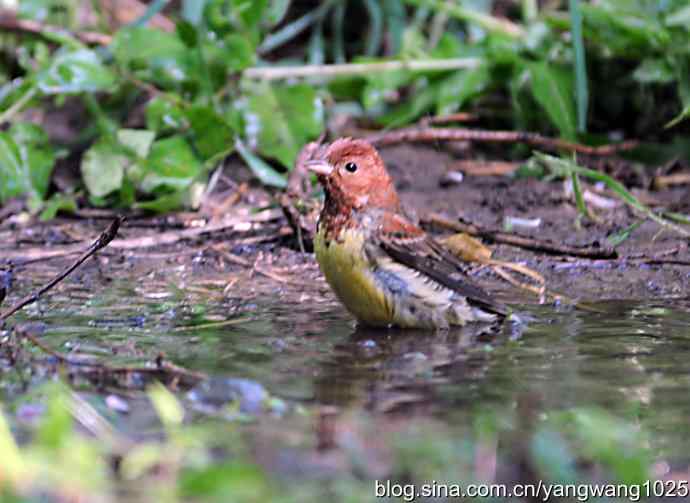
307 138 508 329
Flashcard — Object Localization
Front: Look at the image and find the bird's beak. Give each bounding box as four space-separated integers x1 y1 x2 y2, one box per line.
305 159 333 177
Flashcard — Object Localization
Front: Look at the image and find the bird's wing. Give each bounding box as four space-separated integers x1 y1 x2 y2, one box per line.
374 212 508 317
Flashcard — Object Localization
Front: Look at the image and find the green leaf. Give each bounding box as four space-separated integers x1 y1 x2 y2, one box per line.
0 123 55 204
378 79 438 127
140 136 202 193
264 0 291 27
179 463 270 500
37 385 73 449
0 406 24 482
436 65 490 115
528 62 577 140
632 59 674 84
666 4 690 28
37 48 116 95
9 123 55 199
113 27 191 88
222 34 256 72
235 139 287 188
245 82 323 168
40 192 78 220
569 0 588 133
362 69 411 111
176 19 198 48
231 0 269 29
148 383 184 428
145 96 186 133
81 141 128 198
117 129 156 159
186 106 235 160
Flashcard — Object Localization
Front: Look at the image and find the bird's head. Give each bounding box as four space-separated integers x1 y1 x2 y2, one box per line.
306 138 400 212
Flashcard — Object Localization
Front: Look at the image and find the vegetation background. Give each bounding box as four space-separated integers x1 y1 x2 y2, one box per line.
1 1 690 501
1 0 689 218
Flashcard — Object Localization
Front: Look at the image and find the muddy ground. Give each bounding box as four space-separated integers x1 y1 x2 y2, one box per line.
2 143 688 306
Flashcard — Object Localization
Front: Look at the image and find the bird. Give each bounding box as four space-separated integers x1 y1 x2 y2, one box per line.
306 138 509 329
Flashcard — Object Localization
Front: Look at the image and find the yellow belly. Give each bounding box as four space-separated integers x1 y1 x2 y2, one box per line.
314 226 394 326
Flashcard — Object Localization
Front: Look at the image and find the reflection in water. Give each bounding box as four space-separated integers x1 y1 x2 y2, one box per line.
5 270 690 465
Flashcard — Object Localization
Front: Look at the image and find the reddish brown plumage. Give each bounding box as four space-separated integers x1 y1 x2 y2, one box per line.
316 138 401 242
310 138 508 325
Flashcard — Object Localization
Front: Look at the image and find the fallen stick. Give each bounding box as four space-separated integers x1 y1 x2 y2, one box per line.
243 58 481 80
0 11 112 45
426 213 618 259
366 127 638 156
0 217 123 322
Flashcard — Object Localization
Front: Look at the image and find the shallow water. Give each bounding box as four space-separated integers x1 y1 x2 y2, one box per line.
4 265 690 485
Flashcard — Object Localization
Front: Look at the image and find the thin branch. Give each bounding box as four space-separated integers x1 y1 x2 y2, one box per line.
0 85 37 125
0 217 123 322
426 213 618 259
0 11 112 45
366 127 639 156
243 58 482 81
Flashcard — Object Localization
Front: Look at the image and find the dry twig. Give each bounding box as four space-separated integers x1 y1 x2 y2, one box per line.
0 11 112 45
426 213 618 259
0 217 123 322
366 127 638 156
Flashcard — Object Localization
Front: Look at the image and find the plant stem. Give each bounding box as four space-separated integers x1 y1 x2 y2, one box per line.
244 58 482 80
0 86 37 125
404 0 525 38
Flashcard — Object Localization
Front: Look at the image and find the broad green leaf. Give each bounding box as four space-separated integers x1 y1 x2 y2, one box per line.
264 0 291 27
145 96 186 133
135 181 205 212
436 65 490 115
362 69 411 110
378 79 438 127
81 141 127 197
40 192 78 220
0 123 55 204
0 133 24 203
176 19 198 48
117 129 156 158
37 48 116 95
112 27 190 88
632 59 674 84
245 82 323 168
235 139 287 188
0 407 24 482
9 122 55 199
231 0 269 29
578 3 669 56
149 383 184 427
140 136 202 193
186 105 235 160
666 4 690 28
528 62 577 140
37 385 73 449
222 34 256 72
179 463 270 500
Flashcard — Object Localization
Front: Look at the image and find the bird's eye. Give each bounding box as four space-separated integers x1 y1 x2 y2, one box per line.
345 162 358 173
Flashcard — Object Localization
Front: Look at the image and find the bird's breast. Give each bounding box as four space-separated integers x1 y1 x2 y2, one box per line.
314 224 393 325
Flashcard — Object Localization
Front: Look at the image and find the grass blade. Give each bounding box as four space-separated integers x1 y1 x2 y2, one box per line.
363 0 383 57
569 0 588 133
535 152 690 237
259 0 337 55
